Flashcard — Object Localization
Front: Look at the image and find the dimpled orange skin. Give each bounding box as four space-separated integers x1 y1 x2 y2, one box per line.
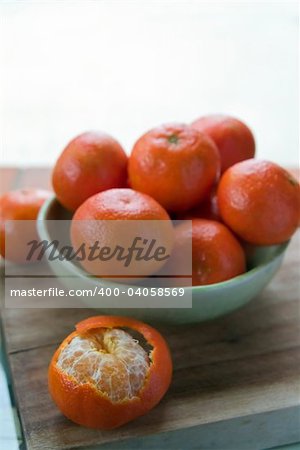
128 123 220 212
70 188 174 278
217 159 300 245
191 115 255 173
0 188 52 262
72 188 171 221
52 131 128 211
48 316 173 429
167 219 246 286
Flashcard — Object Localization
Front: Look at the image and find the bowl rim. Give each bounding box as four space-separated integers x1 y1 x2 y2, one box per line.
37 195 289 292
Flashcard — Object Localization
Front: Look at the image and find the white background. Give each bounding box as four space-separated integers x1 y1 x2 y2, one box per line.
0 1 298 167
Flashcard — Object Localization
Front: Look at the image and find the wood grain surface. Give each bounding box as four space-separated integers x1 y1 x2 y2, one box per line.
1 167 300 450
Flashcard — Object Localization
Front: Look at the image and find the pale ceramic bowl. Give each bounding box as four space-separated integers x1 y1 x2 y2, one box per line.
37 196 289 324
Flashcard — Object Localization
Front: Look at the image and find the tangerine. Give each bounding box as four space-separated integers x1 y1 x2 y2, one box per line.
128 123 220 212
176 187 221 222
191 115 255 173
70 188 174 278
0 188 51 262
217 159 300 245
165 219 246 285
48 315 173 429
52 131 128 211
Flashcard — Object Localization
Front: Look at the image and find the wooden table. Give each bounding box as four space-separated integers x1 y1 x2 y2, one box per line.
1 167 300 450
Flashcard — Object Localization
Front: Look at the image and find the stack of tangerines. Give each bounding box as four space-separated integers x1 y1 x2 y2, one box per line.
1 114 299 285
1 115 300 430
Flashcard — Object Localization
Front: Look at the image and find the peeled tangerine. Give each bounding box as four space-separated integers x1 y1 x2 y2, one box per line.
48 316 173 429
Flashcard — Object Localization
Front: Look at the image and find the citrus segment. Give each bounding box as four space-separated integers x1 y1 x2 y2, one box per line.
56 328 149 402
